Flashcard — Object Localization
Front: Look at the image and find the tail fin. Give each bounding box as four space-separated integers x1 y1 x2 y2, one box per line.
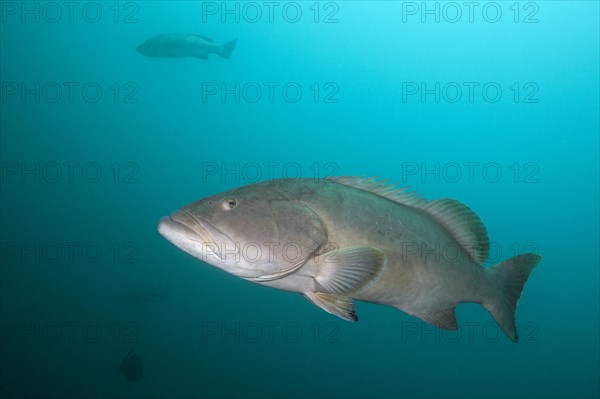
217 39 237 59
483 253 541 342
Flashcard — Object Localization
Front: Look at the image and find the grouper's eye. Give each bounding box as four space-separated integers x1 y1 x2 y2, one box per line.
222 198 237 210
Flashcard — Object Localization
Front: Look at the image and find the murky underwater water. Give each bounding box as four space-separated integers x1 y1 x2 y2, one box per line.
1 1 598 398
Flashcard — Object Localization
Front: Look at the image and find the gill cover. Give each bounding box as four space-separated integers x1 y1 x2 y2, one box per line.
246 200 327 281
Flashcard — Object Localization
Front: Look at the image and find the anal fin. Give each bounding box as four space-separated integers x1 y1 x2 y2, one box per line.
305 292 357 322
413 308 458 330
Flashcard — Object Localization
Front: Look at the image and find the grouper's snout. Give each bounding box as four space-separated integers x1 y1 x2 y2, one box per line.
157 215 170 236
158 210 232 250
136 42 151 56
157 211 199 239
158 210 239 267
157 215 175 236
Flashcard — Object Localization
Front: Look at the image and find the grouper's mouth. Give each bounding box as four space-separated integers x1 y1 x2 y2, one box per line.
158 210 232 261
158 210 315 281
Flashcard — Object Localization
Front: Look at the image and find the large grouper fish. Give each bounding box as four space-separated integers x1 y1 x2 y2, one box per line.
136 33 237 60
158 177 540 342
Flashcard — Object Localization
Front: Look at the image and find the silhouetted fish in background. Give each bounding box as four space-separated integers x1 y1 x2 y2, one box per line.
136 33 237 60
120 351 143 382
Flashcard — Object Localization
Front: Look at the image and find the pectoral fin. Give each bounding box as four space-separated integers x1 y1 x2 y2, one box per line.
304 292 357 322
314 246 386 295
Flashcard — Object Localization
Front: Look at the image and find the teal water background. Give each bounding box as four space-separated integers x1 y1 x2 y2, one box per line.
1 1 599 398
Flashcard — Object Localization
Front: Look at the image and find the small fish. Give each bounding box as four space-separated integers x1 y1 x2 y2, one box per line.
120 351 142 382
136 33 237 60
158 177 540 342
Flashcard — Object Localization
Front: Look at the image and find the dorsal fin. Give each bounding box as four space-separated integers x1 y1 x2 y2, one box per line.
329 176 489 264
328 176 425 206
192 34 214 43
418 199 489 264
